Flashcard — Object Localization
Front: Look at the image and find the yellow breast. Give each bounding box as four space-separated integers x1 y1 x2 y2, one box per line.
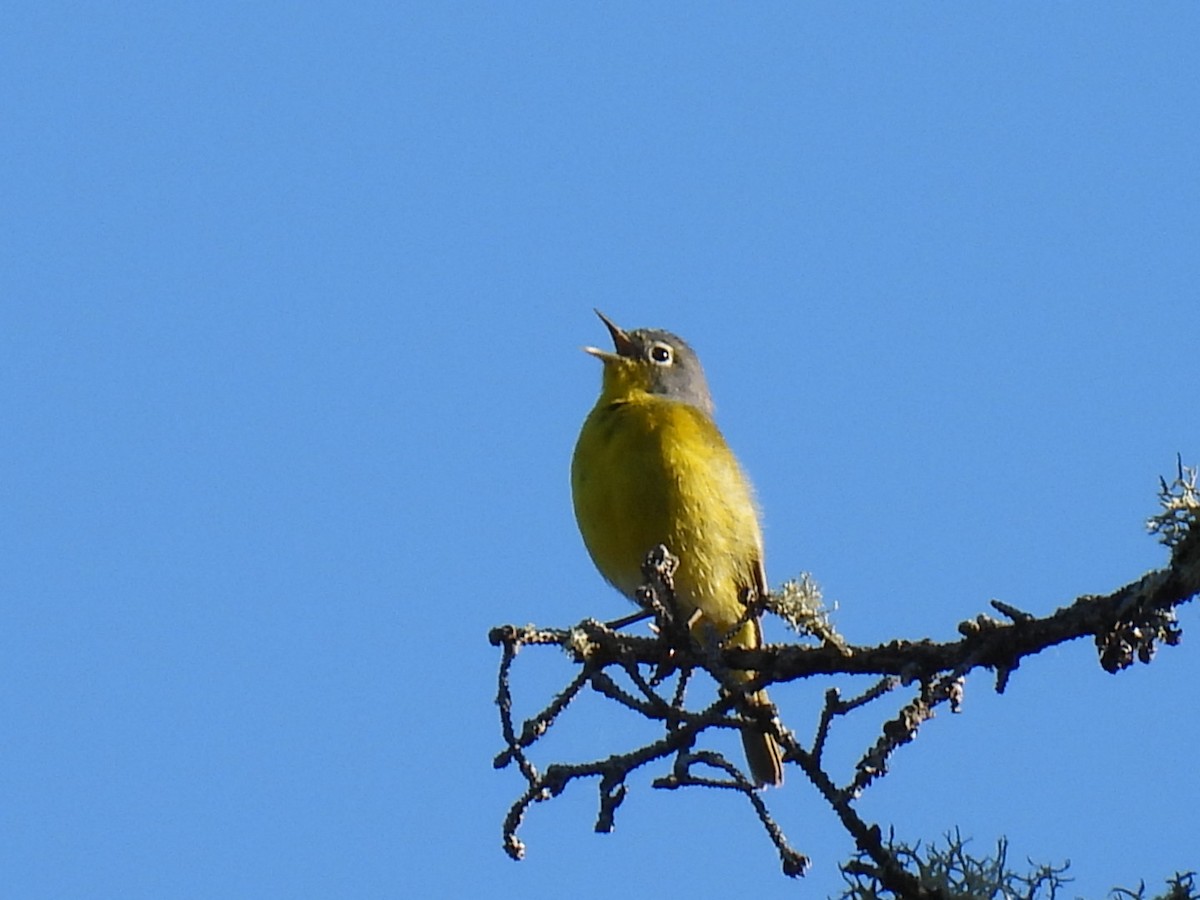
571 392 764 643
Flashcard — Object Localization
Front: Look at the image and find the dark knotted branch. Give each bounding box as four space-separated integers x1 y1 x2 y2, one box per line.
849 671 965 797
572 518 1200 687
491 545 814 874
492 616 801 864
812 678 900 765
654 749 811 877
495 530 1198 696
789 743 948 900
491 461 1199 895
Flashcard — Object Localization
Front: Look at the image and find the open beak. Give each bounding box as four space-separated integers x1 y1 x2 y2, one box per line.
584 309 637 359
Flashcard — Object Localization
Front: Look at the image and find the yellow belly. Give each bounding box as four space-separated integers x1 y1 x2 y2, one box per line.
571 394 764 647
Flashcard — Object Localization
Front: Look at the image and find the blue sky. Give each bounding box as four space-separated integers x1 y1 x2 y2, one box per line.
3 3 1198 897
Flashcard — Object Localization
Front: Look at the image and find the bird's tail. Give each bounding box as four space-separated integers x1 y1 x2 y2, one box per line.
740 688 784 788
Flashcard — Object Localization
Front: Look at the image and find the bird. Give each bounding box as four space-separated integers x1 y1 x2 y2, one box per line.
571 310 784 787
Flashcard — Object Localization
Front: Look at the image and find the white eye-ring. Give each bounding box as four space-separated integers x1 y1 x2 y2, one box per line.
649 342 673 365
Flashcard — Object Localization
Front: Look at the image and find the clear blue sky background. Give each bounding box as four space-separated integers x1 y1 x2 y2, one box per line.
3 4 1197 898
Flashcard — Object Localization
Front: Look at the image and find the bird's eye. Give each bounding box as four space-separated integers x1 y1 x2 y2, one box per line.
649 343 673 365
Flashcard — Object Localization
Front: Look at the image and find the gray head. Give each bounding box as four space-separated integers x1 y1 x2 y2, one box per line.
586 310 715 415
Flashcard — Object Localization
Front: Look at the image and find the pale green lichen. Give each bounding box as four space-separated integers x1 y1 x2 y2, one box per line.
768 573 848 653
1147 458 1199 550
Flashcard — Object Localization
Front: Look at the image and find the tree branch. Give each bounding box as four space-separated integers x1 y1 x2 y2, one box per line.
490 461 1200 893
